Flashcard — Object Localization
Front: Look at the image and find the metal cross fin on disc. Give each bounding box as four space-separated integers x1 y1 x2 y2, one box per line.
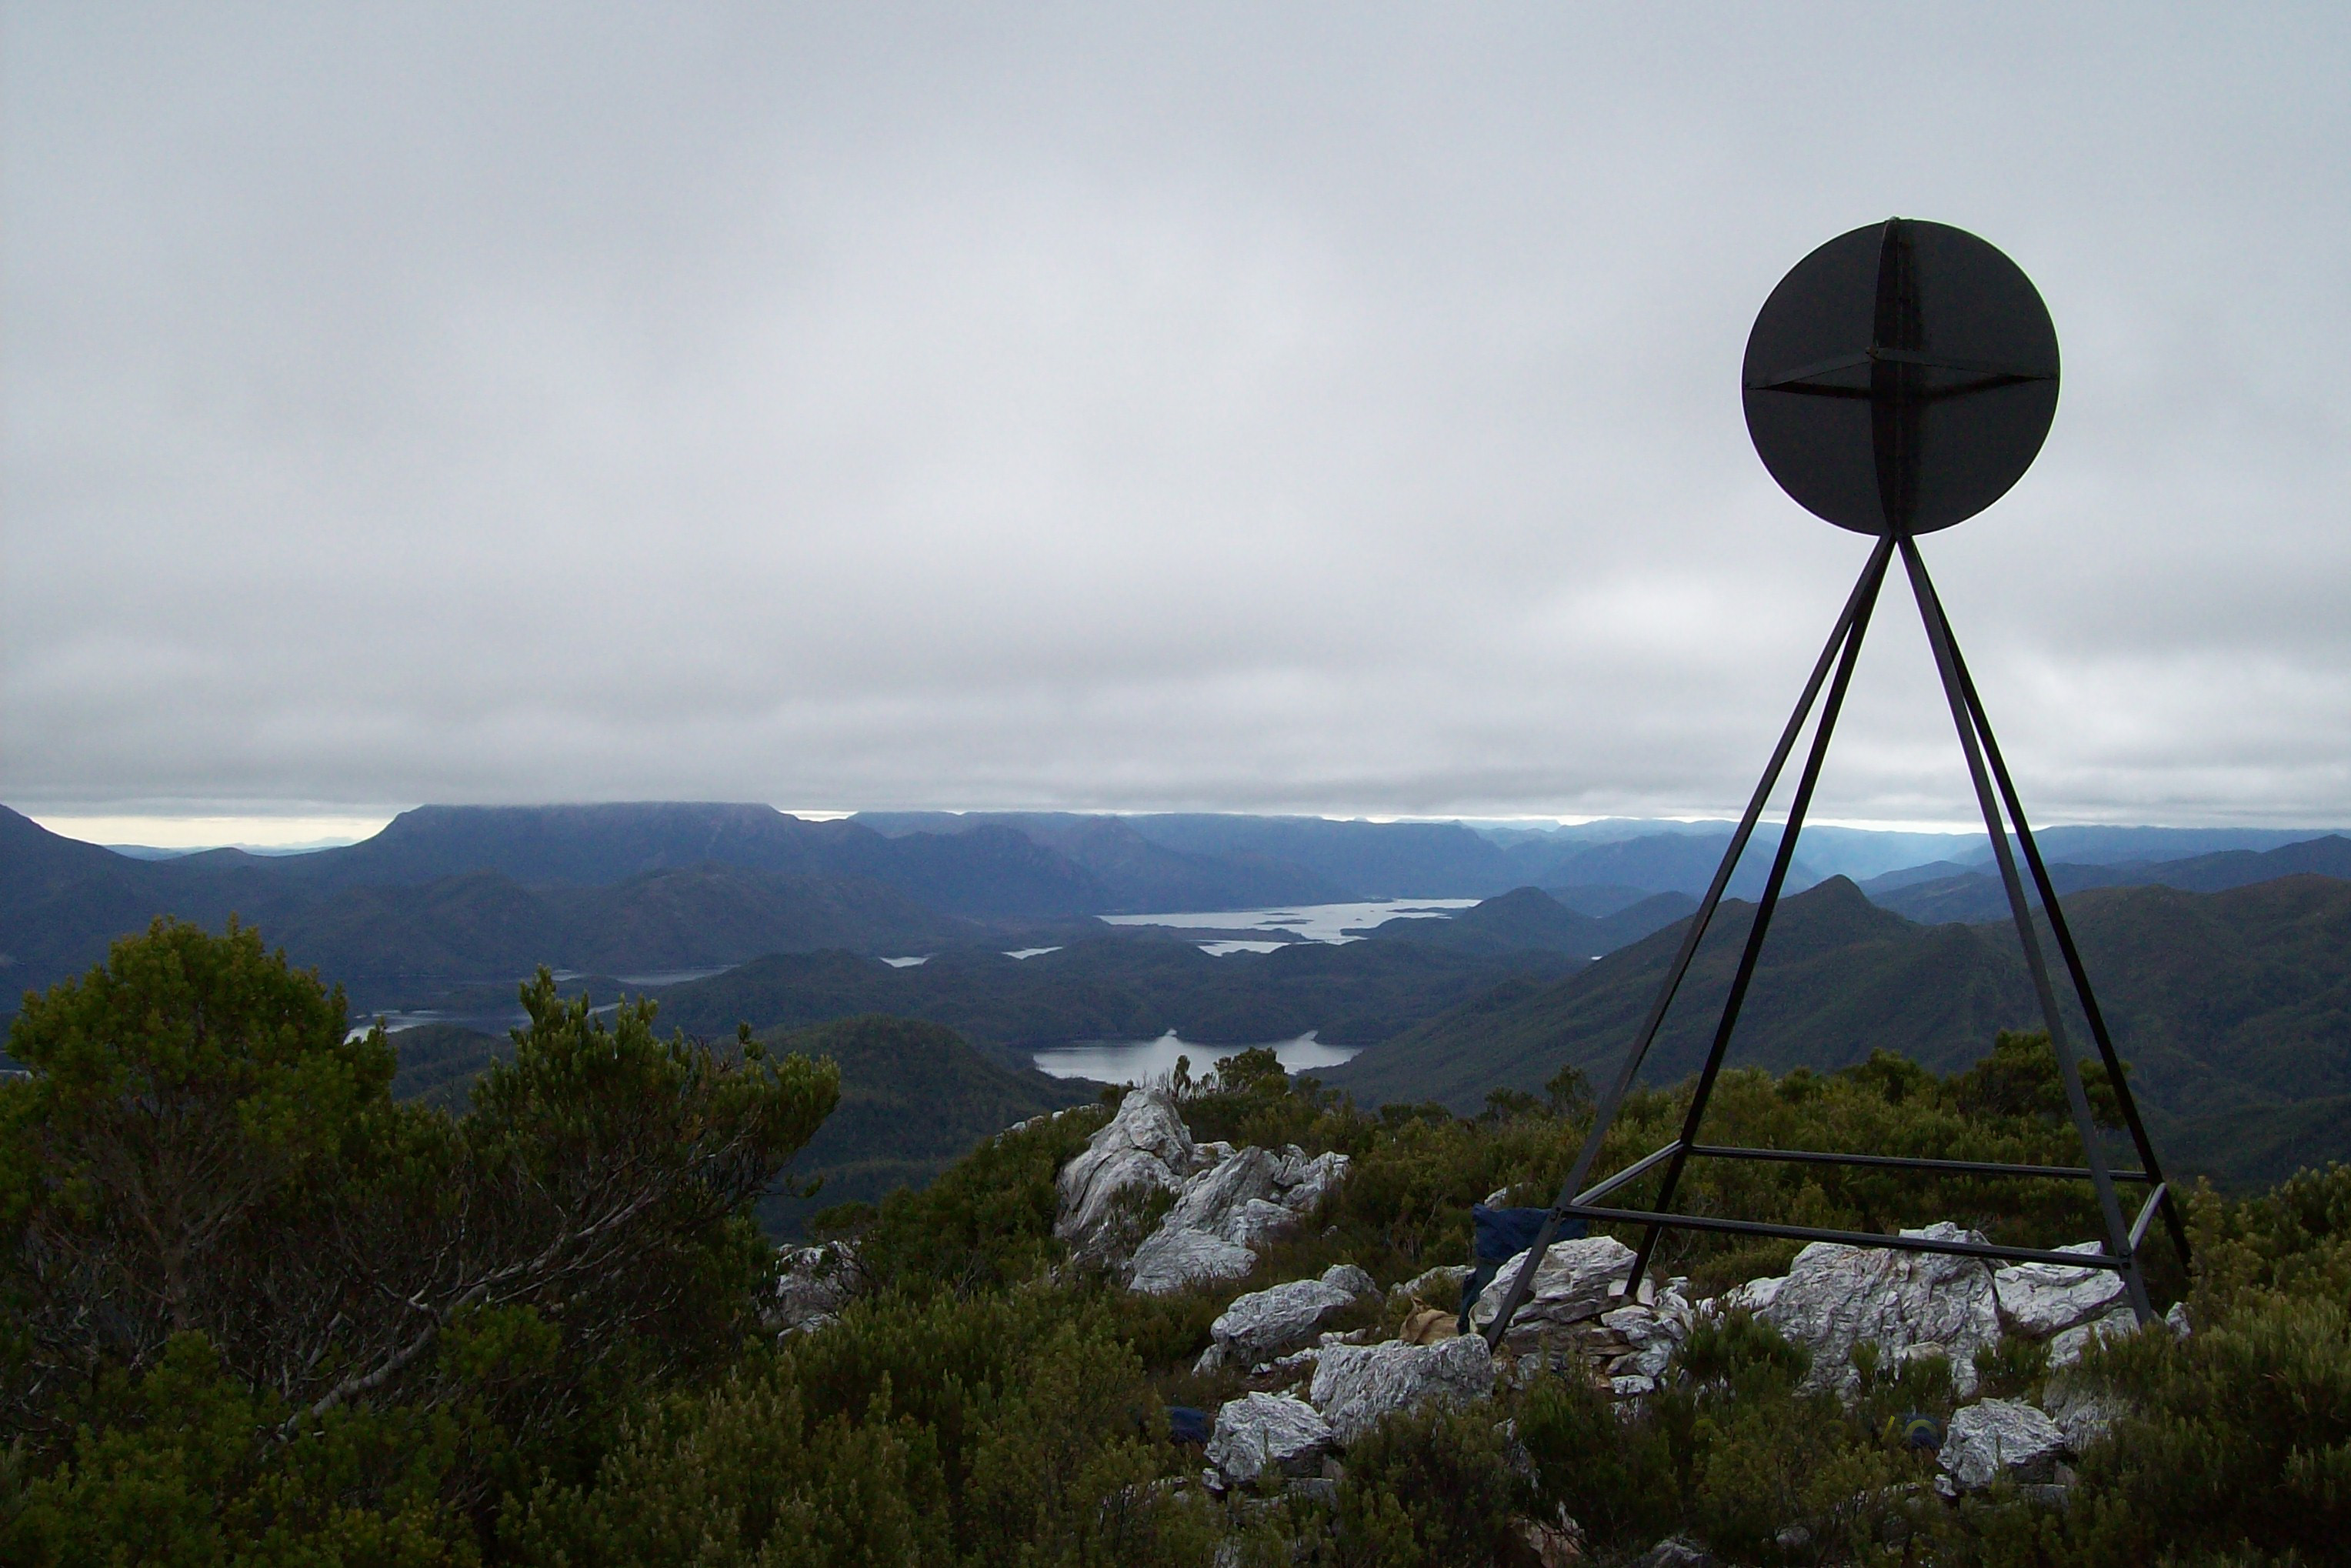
1743 218 2060 535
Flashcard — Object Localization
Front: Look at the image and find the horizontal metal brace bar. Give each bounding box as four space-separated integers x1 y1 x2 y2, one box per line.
1572 1139 1683 1206
1559 1203 2133 1271
2129 1182 2168 1254
1684 1144 2154 1183
1748 348 2056 390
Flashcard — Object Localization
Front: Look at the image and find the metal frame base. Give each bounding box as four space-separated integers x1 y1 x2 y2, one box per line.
1482 534 2189 1350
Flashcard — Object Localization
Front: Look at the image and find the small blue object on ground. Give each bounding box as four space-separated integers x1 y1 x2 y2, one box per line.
1896 1412 1944 1452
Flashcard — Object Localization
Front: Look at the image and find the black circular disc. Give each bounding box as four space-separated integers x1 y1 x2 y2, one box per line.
1742 219 2059 535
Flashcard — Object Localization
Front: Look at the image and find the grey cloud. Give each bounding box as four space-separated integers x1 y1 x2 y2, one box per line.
5 5 2348 824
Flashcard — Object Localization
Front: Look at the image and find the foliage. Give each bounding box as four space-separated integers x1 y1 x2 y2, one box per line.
1322 1401 1530 1566
0 921 837 1560
509 1287 1214 1567
752 1013 1090 1237
812 1097 1106 1298
10 925 2351 1566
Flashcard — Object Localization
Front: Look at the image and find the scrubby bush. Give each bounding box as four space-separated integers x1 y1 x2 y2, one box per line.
0 920 838 1563
510 1288 1214 1567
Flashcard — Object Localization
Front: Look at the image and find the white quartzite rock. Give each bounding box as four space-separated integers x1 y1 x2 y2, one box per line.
1467 1234 1637 1337
1309 1334 1494 1444
1054 1089 1194 1261
2047 1305 2140 1369
771 1241 860 1335
1280 1149 1349 1216
2042 1376 2124 1451
1721 1222 2000 1396
1126 1146 1282 1293
1125 1143 1355 1296
1052 1091 1356 1294
1602 1297 1693 1383
1206 1393 1335 1486
1939 1398 2066 1492
1209 1264 1380 1366
1991 1243 2129 1338
1130 1228 1260 1296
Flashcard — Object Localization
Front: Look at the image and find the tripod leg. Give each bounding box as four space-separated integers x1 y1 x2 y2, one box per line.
1919 575 2192 1272
1482 535 1896 1350
1624 542 1889 1287
1900 539 2154 1323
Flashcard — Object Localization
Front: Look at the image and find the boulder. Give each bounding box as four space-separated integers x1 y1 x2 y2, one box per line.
1991 1243 2128 1338
1055 1089 1194 1261
1122 1142 1355 1296
1630 1538 1717 1568
2042 1376 2124 1451
1601 1296 1692 1383
1130 1226 1259 1296
1939 1398 2066 1492
770 1241 860 1335
1206 1264 1380 1366
1309 1334 1494 1444
2047 1305 2139 1369
1206 1392 1335 1486
1168 1145 1284 1232
1279 1149 1349 1213
1720 1223 2000 1396
1467 1234 1637 1339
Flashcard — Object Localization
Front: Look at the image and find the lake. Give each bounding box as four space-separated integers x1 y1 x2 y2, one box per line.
1032 1029 1359 1083
1099 897 1477 947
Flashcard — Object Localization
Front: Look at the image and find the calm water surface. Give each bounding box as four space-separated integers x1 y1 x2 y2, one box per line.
1100 898 1475 946
1032 1030 1359 1083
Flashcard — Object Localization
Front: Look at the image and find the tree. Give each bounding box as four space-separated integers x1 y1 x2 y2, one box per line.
1 920 839 1486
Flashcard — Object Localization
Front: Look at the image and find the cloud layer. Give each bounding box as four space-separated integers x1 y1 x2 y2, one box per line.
6 5 2348 825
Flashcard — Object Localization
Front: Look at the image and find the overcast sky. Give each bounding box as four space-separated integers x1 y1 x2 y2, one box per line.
6 5 2348 839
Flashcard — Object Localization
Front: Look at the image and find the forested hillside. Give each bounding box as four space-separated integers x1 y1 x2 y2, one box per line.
649 936 1586 1056
1329 874 2351 1187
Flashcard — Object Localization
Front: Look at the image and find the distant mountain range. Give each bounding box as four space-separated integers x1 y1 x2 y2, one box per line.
12 801 2339 1014
14 799 2348 1196
1859 835 2351 925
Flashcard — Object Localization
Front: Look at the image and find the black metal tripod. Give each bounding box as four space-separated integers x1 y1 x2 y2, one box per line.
1482 532 2190 1349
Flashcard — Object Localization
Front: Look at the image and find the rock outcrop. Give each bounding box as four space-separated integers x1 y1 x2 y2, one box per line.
1721 1223 2002 1396
1459 1234 1692 1394
1054 1089 1196 1263
1990 1243 2128 1338
1203 1264 1379 1369
2047 1306 2139 1369
1131 1149 1349 1295
1309 1334 1494 1444
770 1241 860 1336
1466 1234 1636 1340
1206 1392 1335 1486
1939 1398 2066 1493
1052 1090 1353 1293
